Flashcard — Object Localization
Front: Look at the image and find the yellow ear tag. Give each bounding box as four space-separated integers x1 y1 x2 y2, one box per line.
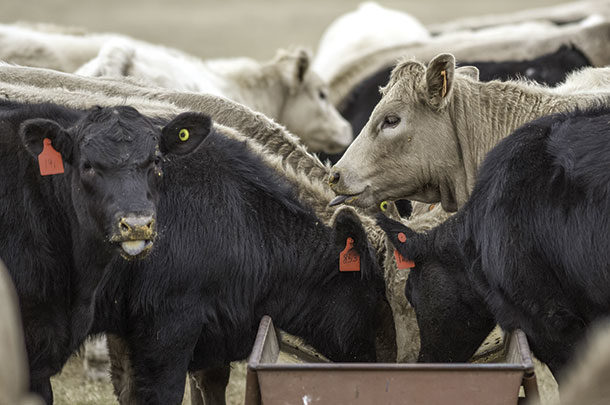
380 201 388 212
441 70 447 98
178 128 190 142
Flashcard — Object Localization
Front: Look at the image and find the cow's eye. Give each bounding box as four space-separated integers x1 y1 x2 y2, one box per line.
82 162 95 173
381 115 401 130
318 89 327 100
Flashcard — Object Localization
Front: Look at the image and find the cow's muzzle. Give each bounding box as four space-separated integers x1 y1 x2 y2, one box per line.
111 214 156 259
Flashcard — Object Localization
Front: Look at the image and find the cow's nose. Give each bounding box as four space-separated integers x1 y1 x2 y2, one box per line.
328 171 340 186
119 215 155 234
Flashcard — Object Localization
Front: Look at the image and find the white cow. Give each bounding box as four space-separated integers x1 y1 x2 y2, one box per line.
75 40 352 154
0 24 352 154
312 2 430 83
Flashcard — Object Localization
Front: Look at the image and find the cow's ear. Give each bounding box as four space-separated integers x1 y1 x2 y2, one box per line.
375 213 420 260
160 112 210 155
20 118 74 164
274 48 311 89
424 53 456 109
332 206 380 280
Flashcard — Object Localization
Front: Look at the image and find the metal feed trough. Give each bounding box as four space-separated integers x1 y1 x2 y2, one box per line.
245 316 539 405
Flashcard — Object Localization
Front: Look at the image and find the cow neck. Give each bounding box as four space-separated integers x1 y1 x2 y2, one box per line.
219 66 285 122
38 170 112 349
450 78 607 208
266 225 382 362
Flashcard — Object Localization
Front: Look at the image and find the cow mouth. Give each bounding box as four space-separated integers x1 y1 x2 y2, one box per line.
119 239 153 259
329 191 364 207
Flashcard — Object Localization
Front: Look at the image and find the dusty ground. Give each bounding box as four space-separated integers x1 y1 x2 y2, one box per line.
3 0 570 403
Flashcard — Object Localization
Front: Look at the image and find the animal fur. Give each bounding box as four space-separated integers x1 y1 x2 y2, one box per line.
330 55 610 212
326 19 610 108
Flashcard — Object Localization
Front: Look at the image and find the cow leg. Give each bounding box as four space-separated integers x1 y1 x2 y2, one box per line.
189 366 230 405
107 334 138 404
30 377 52 405
118 321 200 405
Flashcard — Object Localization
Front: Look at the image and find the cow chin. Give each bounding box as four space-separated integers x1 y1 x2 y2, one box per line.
118 239 154 260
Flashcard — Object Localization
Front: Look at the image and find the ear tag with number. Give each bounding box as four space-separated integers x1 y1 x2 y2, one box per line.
339 237 360 272
38 138 64 176
394 232 415 269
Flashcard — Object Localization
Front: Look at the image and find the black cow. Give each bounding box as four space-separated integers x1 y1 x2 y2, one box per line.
323 44 592 165
89 121 386 404
0 100 206 403
377 107 610 376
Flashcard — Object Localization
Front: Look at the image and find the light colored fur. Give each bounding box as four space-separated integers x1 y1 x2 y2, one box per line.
74 40 352 154
0 260 43 405
548 320 610 405
429 0 610 33
327 19 610 108
312 2 430 83
0 24 352 154
331 57 610 212
0 24 124 72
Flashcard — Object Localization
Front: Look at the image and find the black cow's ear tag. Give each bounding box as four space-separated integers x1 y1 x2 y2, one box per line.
394 232 415 270
38 138 64 176
340 237 360 272
178 128 190 142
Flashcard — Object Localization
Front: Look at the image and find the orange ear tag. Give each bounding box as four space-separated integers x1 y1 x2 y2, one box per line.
394 232 415 269
38 138 64 176
339 237 360 272
441 70 448 98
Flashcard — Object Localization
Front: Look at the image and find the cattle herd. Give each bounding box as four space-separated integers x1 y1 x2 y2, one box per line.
0 1 609 404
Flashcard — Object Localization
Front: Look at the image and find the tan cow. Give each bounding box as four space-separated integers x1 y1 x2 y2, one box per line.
329 54 610 212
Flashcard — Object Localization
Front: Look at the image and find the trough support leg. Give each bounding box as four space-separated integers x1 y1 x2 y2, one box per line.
189 365 230 405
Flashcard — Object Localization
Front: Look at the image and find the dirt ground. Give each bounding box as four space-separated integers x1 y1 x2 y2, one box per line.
2 0 571 404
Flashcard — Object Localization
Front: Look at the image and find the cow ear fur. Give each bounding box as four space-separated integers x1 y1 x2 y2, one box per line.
274 48 311 90
424 53 456 109
375 213 419 261
456 65 480 81
332 207 379 280
20 118 74 164
160 112 211 156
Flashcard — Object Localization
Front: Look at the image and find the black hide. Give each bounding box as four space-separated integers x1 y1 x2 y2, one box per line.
0 100 206 404
378 107 610 376
91 127 385 404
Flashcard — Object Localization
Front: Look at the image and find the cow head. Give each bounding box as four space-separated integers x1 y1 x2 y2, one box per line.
321 207 385 362
329 53 479 212
376 213 495 363
21 107 209 259
273 48 353 154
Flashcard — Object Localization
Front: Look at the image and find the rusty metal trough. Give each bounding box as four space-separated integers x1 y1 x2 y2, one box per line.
245 315 538 405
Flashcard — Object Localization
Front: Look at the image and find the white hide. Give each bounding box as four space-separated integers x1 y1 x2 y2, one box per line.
312 2 430 82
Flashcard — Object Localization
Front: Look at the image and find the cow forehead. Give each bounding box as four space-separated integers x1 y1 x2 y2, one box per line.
304 70 325 89
78 108 159 166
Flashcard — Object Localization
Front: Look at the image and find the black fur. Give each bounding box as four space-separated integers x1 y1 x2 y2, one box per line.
377 107 610 376
465 44 591 84
91 127 386 404
0 100 206 404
